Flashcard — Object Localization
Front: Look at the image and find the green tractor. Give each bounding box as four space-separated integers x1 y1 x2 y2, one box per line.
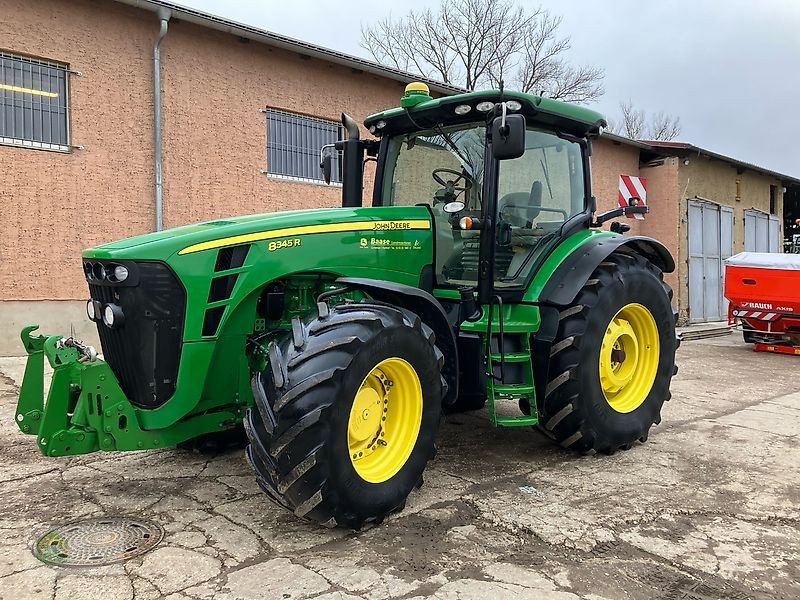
15 83 677 529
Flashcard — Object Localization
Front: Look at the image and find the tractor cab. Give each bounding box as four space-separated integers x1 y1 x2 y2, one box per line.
378 112 584 291
330 83 607 306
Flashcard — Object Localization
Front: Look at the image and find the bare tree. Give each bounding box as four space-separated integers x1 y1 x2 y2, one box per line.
609 99 682 141
360 0 604 102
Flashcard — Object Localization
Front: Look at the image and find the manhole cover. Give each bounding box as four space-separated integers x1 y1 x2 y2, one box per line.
33 517 164 567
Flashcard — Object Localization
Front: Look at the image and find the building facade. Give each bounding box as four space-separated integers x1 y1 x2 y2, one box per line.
591 135 798 324
0 0 457 353
1 0 797 354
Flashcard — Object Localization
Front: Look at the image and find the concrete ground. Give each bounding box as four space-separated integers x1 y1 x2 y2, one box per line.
0 332 798 600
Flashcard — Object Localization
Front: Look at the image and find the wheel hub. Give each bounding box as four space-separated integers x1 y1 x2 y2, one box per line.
350 387 384 445
598 303 660 413
347 358 423 483
600 318 639 394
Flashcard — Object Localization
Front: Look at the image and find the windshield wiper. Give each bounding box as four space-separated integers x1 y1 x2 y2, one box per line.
434 125 474 176
540 153 553 200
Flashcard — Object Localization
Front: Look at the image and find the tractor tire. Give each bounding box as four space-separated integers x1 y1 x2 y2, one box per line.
244 301 445 529
539 253 677 454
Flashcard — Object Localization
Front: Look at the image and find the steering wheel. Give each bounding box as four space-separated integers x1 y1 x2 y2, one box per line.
432 168 472 193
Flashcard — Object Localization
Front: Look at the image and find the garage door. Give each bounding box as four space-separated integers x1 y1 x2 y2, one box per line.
688 200 733 323
744 209 780 252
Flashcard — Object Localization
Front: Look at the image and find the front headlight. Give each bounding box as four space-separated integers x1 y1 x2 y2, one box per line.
86 299 96 321
102 304 125 328
112 265 129 282
92 262 106 281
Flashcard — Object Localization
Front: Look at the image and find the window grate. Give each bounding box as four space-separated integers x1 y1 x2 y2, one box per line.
265 109 342 183
0 52 69 150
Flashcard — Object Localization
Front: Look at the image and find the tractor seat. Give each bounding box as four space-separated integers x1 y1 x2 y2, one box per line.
499 180 543 227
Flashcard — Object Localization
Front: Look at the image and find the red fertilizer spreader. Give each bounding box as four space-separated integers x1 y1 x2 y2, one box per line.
725 252 800 355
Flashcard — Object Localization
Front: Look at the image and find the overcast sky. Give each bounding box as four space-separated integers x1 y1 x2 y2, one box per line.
180 0 800 176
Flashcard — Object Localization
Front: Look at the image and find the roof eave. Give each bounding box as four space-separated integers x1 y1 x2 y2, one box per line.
113 0 463 96
599 132 653 151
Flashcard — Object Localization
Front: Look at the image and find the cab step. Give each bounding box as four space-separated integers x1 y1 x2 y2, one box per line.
493 383 534 397
495 415 538 427
489 352 530 363
484 325 538 427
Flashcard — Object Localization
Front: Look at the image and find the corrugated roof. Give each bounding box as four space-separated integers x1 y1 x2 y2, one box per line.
113 0 464 96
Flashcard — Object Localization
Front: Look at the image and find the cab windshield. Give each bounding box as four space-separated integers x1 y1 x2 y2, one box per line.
382 123 586 287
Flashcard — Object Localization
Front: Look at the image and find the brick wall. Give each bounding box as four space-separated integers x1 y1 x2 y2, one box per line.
590 139 683 310
640 159 680 305
1 0 155 301
590 137 645 236
158 20 402 227
0 0 406 301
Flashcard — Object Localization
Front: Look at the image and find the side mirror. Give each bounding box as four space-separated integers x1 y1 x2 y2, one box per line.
491 113 526 160
319 144 337 185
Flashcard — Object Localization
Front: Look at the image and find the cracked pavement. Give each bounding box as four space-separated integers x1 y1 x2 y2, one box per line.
0 333 798 599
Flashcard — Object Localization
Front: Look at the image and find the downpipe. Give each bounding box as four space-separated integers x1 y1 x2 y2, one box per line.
153 9 171 231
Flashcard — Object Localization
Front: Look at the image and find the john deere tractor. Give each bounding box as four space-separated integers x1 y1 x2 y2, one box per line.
15 83 677 528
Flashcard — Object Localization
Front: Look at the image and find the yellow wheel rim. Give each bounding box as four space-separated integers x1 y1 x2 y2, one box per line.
599 303 660 413
348 357 423 483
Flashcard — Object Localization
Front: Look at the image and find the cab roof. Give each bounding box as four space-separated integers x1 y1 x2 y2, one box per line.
364 89 607 138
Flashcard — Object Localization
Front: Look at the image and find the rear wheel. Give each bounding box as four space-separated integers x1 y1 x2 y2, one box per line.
539 253 677 454
244 302 445 528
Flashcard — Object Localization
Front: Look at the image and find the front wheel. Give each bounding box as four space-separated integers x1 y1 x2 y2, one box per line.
244 302 445 528
539 253 677 454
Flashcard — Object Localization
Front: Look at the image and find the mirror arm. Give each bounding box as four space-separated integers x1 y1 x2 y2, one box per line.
364 139 380 157
555 130 588 147
591 204 649 227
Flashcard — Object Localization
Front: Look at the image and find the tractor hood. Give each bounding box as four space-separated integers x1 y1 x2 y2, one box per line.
82 207 407 261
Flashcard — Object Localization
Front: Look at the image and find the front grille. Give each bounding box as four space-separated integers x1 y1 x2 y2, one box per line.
86 261 186 409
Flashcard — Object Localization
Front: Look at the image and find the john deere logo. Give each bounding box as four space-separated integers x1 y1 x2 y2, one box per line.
360 238 368 248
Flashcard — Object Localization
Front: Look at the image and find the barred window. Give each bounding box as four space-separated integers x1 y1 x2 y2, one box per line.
0 52 69 151
266 109 341 183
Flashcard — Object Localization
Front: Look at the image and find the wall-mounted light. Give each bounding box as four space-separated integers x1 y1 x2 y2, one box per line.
683 159 690 166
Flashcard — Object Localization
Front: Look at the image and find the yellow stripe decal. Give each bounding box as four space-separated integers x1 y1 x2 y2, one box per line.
178 219 431 255
0 83 59 98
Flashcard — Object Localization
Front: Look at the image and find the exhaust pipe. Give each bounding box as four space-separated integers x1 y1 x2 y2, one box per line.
318 113 365 208
341 113 360 141
339 113 364 208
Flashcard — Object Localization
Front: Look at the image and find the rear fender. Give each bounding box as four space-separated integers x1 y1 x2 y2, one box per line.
336 277 459 406
530 236 675 406
538 235 674 307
